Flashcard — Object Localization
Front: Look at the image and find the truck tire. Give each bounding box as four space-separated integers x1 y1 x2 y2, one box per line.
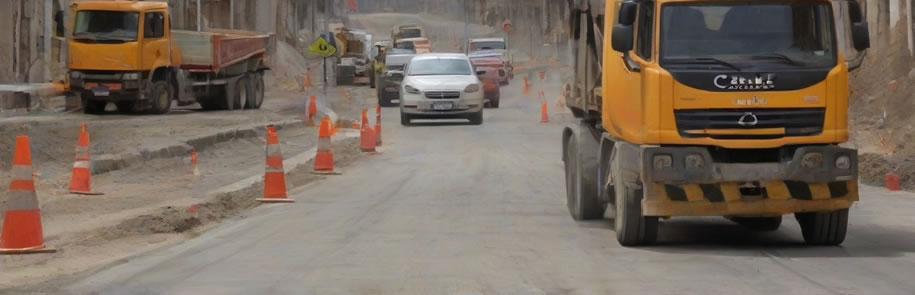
234 76 249 111
728 216 783 232
148 80 172 114
614 180 659 246
563 126 603 221
245 73 265 109
216 82 236 110
81 94 107 114
796 209 848 246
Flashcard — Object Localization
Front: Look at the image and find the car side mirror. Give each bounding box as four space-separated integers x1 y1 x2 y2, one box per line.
611 24 634 53
476 70 487 76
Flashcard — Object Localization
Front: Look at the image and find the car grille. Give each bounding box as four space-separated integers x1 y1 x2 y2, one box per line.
425 91 461 99
675 108 825 139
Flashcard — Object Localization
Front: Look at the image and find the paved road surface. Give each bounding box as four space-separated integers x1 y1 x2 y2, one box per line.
65 89 915 295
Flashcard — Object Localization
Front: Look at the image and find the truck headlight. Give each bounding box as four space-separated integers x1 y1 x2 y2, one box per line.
122 73 139 80
653 154 673 169
835 155 851 169
404 85 420 94
685 154 704 169
70 71 82 79
801 152 824 169
464 84 480 93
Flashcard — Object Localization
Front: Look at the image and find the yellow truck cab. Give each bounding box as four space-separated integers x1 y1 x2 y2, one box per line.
68 1 270 114
562 0 870 246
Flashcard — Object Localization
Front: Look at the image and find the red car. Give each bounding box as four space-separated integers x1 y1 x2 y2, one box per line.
470 55 506 108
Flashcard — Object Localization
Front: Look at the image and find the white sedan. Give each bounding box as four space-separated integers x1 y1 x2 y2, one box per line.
399 54 485 125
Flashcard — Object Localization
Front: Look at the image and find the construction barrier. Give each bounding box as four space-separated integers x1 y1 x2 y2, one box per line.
258 126 293 203
1 136 56 254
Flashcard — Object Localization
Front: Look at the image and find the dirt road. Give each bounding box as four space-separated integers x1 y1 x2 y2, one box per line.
48 82 915 295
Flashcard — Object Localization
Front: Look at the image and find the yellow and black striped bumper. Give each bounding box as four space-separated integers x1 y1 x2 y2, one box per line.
642 180 858 216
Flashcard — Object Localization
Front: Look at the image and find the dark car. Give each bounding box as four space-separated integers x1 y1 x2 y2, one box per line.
377 54 415 107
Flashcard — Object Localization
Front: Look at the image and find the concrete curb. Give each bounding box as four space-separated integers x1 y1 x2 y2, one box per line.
90 119 303 175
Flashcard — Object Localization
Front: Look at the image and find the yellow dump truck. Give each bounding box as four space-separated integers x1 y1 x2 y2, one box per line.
562 0 870 246
67 1 271 114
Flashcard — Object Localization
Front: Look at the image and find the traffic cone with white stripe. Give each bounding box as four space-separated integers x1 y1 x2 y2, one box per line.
360 109 376 153
375 104 383 146
189 150 200 177
69 124 102 195
314 116 339 174
257 126 293 203
1 136 56 254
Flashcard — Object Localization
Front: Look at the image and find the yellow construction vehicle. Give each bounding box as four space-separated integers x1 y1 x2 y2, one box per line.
562 0 870 246
67 1 271 114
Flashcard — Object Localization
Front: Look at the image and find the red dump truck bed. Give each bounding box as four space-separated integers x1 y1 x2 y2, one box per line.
173 29 271 73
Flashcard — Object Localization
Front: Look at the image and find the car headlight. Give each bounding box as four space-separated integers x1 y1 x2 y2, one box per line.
464 84 481 93
122 73 139 80
404 85 420 94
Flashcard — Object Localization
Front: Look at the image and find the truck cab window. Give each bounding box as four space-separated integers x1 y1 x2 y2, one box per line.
635 2 654 60
145 12 165 38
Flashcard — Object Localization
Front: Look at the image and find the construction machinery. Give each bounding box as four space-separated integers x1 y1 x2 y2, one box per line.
334 28 373 86
67 1 271 114
562 0 870 246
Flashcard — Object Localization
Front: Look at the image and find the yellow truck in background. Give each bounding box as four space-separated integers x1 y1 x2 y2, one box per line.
67 1 271 114
562 0 870 246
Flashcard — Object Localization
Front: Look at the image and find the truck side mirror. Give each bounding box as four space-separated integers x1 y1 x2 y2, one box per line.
852 22 870 51
618 2 638 25
611 24 634 53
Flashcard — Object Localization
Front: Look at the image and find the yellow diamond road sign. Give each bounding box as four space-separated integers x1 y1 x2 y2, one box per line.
309 38 337 57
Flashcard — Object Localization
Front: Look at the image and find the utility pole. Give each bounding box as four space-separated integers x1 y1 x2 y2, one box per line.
229 0 234 29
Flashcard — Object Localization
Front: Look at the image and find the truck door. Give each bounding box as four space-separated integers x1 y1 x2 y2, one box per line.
141 10 169 75
611 1 655 137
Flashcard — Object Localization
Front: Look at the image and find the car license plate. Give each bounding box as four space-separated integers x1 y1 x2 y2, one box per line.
432 102 453 110
92 87 110 97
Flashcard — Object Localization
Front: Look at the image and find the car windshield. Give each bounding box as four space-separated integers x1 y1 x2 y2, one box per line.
73 10 139 41
408 58 473 76
470 41 506 51
660 2 836 68
386 64 405 71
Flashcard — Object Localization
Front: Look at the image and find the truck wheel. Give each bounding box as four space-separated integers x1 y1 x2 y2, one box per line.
116 101 137 113
563 128 603 221
728 216 782 232
216 83 235 110
245 73 264 109
234 76 249 111
148 80 173 114
796 209 848 246
614 171 659 246
81 94 107 114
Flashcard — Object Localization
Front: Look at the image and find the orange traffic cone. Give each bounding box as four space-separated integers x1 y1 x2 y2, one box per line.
189 150 200 177
258 126 293 203
307 95 318 122
541 102 551 123
374 104 383 147
1 136 56 254
360 109 376 153
522 77 531 96
69 124 102 195
314 116 338 174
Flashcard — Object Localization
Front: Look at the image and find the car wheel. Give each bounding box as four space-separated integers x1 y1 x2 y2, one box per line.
469 110 483 125
400 111 411 126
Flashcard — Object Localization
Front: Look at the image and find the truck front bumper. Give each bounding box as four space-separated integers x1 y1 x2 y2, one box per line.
639 145 859 217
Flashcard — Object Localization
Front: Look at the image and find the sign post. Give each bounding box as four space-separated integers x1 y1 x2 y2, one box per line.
309 36 338 107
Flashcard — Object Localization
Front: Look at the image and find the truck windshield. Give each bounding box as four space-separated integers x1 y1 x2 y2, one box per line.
470 41 506 51
399 28 422 39
74 10 139 41
660 2 836 69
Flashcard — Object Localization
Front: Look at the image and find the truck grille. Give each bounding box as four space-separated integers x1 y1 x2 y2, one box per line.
675 108 825 139
425 91 461 99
